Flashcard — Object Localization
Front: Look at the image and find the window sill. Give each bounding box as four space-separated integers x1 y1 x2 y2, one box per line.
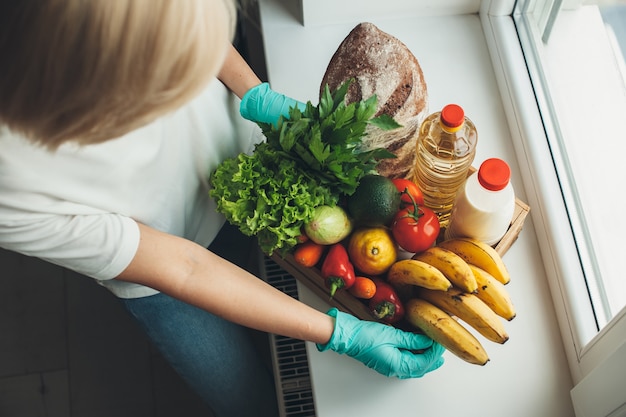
483 4 626 389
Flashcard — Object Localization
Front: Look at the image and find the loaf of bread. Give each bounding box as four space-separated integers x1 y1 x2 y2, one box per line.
320 22 428 179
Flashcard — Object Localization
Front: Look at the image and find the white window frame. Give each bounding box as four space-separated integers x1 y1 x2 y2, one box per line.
481 0 626 415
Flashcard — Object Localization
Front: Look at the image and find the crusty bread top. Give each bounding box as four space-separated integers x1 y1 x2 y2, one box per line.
320 22 427 125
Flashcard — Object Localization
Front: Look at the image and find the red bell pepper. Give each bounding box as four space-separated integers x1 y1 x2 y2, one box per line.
321 244 356 298
369 278 405 324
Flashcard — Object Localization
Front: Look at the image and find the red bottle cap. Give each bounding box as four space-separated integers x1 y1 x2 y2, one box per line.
478 158 511 191
441 104 465 128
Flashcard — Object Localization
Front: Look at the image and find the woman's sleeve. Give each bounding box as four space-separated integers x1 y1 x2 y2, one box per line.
0 211 140 281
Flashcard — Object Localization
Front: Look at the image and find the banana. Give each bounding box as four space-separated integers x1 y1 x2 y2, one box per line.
418 287 509 344
412 247 478 293
470 265 516 321
405 298 489 366
387 259 453 292
438 237 511 285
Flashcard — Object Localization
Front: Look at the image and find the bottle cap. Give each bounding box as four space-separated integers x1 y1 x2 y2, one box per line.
441 104 465 131
478 158 511 191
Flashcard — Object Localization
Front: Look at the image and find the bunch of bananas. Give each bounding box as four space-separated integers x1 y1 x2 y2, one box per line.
387 237 515 365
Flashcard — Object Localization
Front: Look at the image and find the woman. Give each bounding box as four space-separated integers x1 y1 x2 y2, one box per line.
0 1 445 416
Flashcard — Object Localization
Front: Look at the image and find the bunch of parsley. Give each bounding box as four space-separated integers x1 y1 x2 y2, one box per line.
209 80 399 255
259 81 399 196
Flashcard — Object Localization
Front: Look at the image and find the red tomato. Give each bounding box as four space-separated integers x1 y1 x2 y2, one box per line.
391 205 440 253
391 178 424 206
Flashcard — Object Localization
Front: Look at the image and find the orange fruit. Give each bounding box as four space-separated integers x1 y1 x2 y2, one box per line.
348 227 398 275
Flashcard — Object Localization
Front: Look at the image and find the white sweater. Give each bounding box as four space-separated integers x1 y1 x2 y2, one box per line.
0 80 263 298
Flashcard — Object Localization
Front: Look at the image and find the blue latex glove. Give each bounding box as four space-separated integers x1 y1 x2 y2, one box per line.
239 82 306 126
317 308 445 379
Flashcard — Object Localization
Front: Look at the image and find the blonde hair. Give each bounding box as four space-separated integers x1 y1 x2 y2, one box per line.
0 0 236 149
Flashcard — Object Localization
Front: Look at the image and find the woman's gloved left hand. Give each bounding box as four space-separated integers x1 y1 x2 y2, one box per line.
240 82 306 126
317 308 446 379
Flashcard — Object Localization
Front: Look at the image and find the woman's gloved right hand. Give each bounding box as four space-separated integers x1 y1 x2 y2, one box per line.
317 308 445 379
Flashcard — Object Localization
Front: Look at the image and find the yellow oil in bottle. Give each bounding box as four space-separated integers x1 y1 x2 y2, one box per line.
412 104 477 227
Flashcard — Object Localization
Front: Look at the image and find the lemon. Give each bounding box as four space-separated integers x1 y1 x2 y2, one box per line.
348 227 398 275
347 174 401 226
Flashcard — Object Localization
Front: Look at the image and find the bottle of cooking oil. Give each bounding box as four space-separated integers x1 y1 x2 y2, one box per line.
413 104 477 227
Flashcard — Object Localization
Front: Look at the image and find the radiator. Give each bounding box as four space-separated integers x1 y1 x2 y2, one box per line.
258 253 317 417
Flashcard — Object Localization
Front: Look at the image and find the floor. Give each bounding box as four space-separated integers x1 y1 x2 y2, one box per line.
0 220 271 417
0 247 214 417
0 223 273 417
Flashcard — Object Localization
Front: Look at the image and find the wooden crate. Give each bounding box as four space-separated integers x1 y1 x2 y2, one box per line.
271 196 530 322
495 197 530 255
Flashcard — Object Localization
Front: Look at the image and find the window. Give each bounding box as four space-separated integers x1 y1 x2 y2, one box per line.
483 0 626 414
514 0 626 333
